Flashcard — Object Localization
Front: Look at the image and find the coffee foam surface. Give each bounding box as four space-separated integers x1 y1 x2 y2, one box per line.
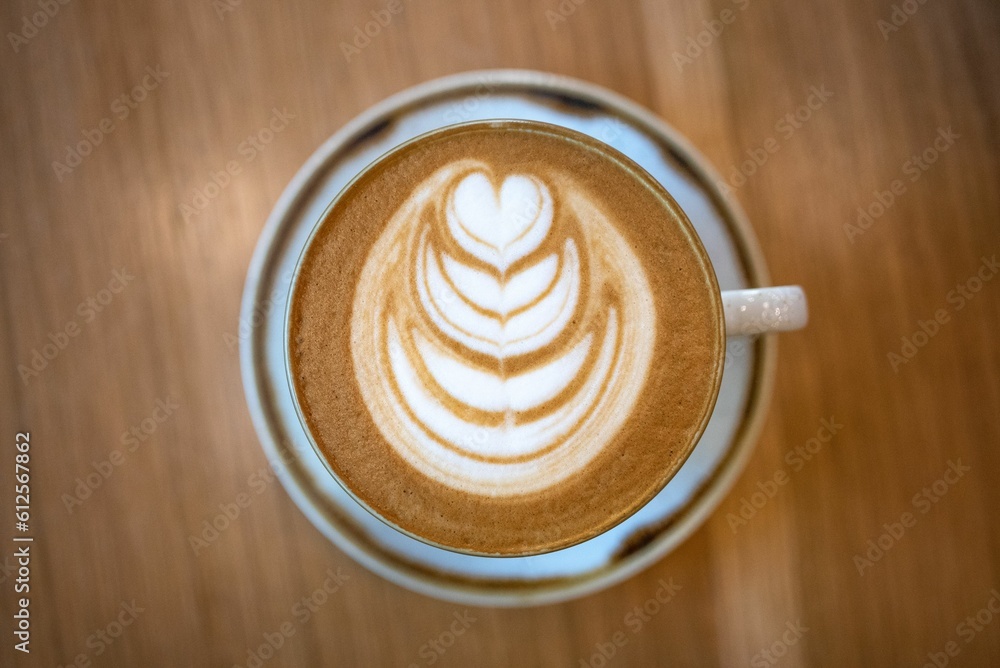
289 123 723 554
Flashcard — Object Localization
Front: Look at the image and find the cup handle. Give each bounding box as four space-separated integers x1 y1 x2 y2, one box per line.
721 286 808 336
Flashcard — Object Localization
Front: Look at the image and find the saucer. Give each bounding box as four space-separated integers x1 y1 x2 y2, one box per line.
240 70 776 606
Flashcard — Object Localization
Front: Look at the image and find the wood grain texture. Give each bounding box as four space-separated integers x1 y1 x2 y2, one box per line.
1 0 998 665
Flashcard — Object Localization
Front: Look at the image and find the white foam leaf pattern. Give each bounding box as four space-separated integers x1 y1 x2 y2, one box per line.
387 313 618 458
412 328 593 413
446 172 553 271
418 231 580 357
350 164 657 496
440 251 560 315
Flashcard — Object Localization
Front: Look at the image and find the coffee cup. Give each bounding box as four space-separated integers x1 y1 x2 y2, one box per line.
284 119 807 556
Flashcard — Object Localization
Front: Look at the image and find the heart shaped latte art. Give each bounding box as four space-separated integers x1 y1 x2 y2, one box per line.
446 172 552 271
351 162 657 496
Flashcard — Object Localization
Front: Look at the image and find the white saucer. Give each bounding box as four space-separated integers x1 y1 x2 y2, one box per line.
240 70 776 606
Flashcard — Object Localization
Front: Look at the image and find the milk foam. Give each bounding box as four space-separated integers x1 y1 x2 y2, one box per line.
351 162 657 496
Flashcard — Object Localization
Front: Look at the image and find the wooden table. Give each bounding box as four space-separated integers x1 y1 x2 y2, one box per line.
2 0 998 665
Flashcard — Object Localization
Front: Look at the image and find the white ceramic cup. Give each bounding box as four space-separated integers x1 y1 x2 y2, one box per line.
242 69 806 605
284 119 808 556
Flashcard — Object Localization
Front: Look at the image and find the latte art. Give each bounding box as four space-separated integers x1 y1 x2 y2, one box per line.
291 122 725 554
351 162 657 496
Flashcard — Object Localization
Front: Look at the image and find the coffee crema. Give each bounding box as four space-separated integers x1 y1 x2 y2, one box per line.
289 121 724 555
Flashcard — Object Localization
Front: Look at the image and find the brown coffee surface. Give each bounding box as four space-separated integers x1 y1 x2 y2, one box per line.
288 121 724 555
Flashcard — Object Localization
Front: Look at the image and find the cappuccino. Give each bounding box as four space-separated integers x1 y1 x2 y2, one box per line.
289 121 724 555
